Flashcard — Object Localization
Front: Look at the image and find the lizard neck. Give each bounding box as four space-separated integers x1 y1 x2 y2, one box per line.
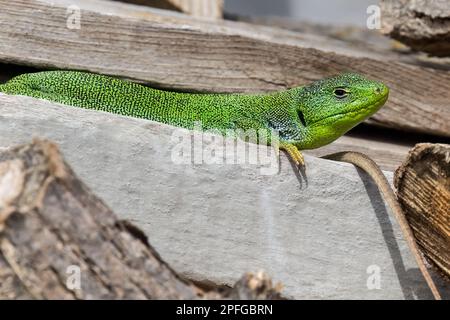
262 87 310 147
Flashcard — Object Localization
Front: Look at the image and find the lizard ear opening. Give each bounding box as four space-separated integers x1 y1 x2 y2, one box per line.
297 109 307 127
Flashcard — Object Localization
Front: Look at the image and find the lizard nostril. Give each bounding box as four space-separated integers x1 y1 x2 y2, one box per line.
375 87 381 94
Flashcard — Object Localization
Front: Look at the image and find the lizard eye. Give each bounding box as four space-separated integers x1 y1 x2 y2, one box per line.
334 88 348 99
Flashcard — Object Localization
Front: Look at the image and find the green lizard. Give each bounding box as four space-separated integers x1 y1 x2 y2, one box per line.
0 71 442 299
0 71 388 167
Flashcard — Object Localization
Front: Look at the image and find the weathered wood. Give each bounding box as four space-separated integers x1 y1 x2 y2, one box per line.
0 0 449 137
394 143 450 280
228 13 450 68
0 139 282 299
381 0 450 57
151 0 222 18
111 0 223 18
111 0 180 11
226 14 404 55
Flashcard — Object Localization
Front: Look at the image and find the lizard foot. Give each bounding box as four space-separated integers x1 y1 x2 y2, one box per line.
280 142 305 169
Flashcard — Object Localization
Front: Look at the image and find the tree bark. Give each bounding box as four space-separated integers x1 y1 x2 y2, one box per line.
394 143 450 280
381 0 450 56
0 139 282 299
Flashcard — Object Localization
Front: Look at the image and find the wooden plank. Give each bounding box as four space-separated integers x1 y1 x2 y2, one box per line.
227 14 412 57
112 0 223 18
0 0 449 137
171 0 223 18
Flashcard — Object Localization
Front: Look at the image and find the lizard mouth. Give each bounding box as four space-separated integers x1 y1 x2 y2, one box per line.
311 91 389 127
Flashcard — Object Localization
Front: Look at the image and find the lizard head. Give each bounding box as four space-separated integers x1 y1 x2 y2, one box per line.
291 73 389 149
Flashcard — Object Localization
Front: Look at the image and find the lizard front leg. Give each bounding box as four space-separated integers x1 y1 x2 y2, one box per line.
279 142 305 168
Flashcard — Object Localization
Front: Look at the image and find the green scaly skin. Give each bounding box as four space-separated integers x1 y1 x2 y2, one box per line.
0 71 389 164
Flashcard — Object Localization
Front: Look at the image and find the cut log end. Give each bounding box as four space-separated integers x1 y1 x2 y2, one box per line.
394 143 450 280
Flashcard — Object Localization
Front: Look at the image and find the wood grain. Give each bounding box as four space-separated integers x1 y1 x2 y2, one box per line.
394 143 450 279
111 0 223 18
0 0 449 137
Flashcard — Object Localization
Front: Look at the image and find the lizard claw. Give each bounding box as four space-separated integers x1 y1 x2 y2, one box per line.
280 142 306 171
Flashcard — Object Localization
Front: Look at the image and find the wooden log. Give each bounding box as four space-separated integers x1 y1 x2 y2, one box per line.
381 0 450 57
111 0 223 18
0 0 449 137
394 143 450 279
0 139 282 299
